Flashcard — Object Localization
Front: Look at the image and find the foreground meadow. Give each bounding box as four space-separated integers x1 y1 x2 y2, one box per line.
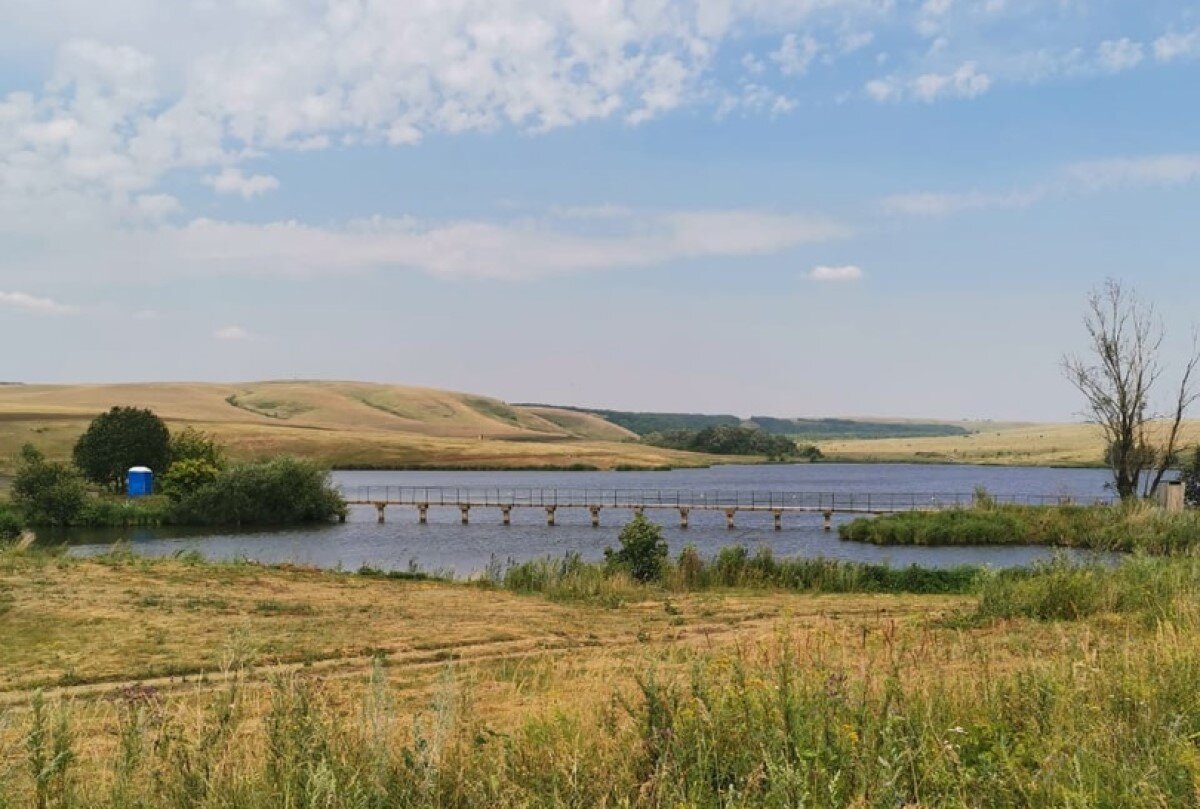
1 547 1199 807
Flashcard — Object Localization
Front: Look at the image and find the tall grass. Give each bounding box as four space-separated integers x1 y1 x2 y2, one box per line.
840 501 1200 554
5 621 1200 807
975 554 1200 622
491 546 983 606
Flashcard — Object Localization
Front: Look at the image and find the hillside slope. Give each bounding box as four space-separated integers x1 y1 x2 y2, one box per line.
0 381 708 472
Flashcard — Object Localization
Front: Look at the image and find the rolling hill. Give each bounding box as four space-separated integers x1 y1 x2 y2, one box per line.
0 381 707 473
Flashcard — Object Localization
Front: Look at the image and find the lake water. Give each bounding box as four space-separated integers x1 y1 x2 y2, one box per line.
65 464 1118 575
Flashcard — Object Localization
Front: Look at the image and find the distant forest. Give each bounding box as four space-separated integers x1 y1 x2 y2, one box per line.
747 417 971 441
521 406 971 441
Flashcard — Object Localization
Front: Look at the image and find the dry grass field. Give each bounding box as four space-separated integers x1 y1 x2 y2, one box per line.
0 381 714 473
3 548 1200 806
821 419 1200 467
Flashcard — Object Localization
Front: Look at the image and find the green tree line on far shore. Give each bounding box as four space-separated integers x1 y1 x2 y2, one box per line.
643 424 822 462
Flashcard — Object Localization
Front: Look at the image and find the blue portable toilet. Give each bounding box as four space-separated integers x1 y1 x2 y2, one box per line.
127 466 153 497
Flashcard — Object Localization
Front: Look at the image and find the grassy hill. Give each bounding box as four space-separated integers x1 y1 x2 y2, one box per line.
0 381 710 473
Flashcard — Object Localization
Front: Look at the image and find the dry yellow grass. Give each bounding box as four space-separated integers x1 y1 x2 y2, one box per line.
0 550 1171 805
822 419 1200 467
0 381 706 473
0 552 970 702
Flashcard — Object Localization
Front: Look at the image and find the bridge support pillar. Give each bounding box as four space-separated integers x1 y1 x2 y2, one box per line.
589 506 601 527
374 503 386 524
546 506 557 526
633 506 645 517
678 508 690 529
459 505 470 525
417 504 428 525
725 509 737 530
823 511 833 532
773 510 783 531
501 506 511 526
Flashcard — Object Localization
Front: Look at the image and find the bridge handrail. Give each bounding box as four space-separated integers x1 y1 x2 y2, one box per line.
337 486 1111 510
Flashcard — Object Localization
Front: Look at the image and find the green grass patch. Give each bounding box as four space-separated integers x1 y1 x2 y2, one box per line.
840 502 1200 554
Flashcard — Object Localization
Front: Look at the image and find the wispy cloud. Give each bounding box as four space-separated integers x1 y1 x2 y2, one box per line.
214 325 252 340
883 153 1200 218
205 169 280 199
0 291 76 315
881 188 1046 217
1153 27 1200 62
1065 154 1200 190
866 62 991 103
807 265 863 282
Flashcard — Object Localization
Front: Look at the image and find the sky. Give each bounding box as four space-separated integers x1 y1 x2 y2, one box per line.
1 0 1199 422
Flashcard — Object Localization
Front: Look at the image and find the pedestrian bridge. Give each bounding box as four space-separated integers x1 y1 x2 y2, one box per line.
339 486 1103 531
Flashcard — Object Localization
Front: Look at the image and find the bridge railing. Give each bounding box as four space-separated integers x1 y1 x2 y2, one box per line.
337 486 1111 511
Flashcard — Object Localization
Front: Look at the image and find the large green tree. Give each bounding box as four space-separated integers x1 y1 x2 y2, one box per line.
72 406 171 492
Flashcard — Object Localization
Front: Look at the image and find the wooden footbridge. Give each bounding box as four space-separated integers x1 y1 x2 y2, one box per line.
340 487 1101 531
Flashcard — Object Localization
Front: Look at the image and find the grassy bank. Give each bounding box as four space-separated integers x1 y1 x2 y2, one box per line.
840 501 1200 554
2 547 1200 806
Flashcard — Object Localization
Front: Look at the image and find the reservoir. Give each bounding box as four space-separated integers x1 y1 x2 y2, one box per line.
65 463 1117 575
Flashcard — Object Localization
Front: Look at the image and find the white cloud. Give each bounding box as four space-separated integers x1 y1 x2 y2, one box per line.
884 152 1200 218
204 168 280 199
881 187 1045 216
0 291 76 314
1065 154 1200 190
807 264 863 282
869 61 991 103
771 33 821 77
911 62 991 102
1153 28 1200 62
1096 38 1144 73
214 325 252 340
162 209 848 281
3 207 849 284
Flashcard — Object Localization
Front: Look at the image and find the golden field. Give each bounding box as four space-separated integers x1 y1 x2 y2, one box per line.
821 419 1200 467
0 381 715 473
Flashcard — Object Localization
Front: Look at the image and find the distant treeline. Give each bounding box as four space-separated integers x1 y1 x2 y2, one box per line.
520 405 971 441
749 417 970 441
643 425 820 460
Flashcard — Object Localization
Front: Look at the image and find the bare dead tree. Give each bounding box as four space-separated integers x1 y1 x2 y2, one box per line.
1062 279 1200 501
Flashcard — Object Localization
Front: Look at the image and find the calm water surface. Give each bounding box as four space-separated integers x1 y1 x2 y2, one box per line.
65 464 1118 575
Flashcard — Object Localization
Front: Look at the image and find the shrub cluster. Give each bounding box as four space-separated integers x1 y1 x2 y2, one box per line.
169 457 346 526
840 501 1200 555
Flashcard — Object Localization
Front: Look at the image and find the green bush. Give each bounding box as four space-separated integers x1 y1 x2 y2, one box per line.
76 498 169 528
604 514 669 583
159 458 222 502
169 457 346 526
11 444 87 526
169 426 225 468
0 507 23 540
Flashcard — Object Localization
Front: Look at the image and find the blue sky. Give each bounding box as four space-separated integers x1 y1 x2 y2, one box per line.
1 0 1198 421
